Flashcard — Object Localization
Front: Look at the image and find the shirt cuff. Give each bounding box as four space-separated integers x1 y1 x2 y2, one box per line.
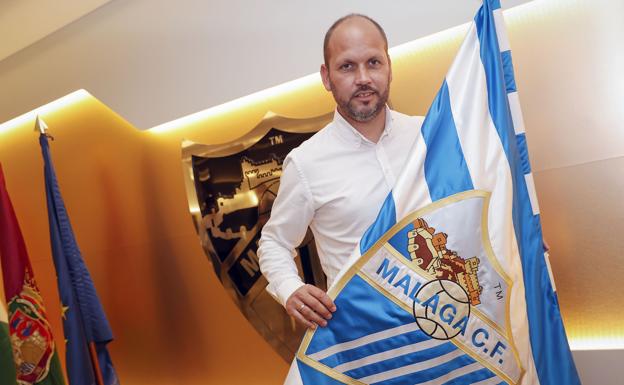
274 277 305 307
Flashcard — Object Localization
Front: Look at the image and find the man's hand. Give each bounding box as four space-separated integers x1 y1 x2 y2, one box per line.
286 284 336 329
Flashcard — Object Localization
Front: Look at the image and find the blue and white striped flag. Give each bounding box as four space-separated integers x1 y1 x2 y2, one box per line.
287 1 581 384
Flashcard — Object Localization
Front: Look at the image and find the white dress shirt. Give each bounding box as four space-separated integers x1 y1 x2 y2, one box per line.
258 107 424 306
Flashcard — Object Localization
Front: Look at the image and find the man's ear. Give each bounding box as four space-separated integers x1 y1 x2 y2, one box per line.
388 54 393 83
320 64 332 91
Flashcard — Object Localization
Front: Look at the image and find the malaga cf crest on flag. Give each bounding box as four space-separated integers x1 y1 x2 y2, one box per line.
297 192 522 384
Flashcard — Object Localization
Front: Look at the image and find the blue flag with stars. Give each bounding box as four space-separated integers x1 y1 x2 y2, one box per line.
40 133 120 385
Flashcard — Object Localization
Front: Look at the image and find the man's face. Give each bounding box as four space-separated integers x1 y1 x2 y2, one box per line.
321 17 392 123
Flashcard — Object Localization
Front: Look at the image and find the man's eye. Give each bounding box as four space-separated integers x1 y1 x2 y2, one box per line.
340 63 353 71
369 59 381 66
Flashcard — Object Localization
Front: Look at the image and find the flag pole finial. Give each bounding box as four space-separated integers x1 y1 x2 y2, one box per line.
35 115 54 140
35 115 48 133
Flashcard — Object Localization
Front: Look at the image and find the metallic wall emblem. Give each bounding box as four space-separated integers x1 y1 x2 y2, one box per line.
182 112 332 361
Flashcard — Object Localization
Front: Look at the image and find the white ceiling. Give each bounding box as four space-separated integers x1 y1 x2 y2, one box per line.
0 0 112 62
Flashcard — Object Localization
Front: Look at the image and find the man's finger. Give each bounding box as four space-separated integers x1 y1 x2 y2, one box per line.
307 285 336 312
286 300 305 316
300 305 327 327
291 308 316 329
302 293 332 320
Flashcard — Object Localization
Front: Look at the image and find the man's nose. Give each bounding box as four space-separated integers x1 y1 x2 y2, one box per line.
355 65 372 85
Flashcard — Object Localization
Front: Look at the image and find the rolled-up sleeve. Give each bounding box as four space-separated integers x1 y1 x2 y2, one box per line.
258 152 315 307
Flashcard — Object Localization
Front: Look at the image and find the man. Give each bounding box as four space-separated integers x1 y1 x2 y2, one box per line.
258 14 424 329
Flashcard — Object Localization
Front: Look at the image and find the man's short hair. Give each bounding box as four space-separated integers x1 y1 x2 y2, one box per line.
323 14 389 68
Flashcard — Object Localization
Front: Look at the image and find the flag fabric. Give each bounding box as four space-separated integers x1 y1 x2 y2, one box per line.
1 299 18 385
39 134 119 385
0 164 66 385
287 1 581 384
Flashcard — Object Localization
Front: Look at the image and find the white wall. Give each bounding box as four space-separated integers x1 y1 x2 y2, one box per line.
0 0 528 129
573 350 624 385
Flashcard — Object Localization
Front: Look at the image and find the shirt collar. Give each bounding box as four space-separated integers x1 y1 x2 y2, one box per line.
331 105 393 148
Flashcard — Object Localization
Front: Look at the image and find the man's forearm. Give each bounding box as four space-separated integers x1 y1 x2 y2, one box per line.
257 236 305 306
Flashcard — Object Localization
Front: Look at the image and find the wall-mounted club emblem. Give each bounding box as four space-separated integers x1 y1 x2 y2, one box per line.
182 113 332 361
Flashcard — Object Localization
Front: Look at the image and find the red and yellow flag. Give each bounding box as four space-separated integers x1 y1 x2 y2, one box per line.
0 164 66 385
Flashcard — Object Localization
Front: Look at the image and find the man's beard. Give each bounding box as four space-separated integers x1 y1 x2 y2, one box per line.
332 82 389 123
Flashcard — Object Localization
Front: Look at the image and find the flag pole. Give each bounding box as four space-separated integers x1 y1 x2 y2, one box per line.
38 118 119 384
88 343 105 385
